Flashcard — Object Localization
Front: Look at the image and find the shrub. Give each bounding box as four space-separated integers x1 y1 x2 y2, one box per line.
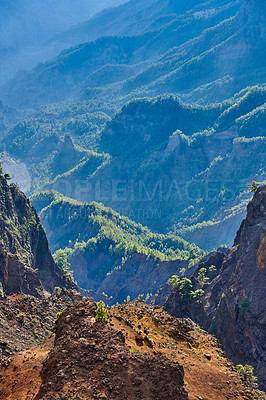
56 312 62 321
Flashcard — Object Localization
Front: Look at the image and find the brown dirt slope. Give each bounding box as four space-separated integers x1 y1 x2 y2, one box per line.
35 300 188 400
108 301 265 400
0 300 265 400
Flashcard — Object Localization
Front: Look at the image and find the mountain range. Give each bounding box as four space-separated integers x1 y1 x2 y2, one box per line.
0 169 265 395
0 0 264 251
2 0 265 107
0 0 265 395
2 85 264 250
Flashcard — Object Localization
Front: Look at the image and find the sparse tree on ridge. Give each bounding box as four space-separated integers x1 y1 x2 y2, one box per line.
248 181 261 193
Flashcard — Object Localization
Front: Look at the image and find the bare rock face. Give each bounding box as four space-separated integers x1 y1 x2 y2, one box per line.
0 242 44 297
35 300 188 400
165 186 266 390
0 176 76 296
0 287 83 359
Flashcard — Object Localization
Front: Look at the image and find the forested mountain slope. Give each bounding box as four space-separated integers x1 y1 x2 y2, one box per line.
25 87 265 250
2 0 265 107
0 0 265 252
31 191 205 302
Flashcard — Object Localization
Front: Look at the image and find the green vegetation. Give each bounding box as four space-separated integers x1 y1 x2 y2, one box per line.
95 301 109 323
1 83 265 252
168 275 205 303
192 289 205 302
0 175 47 265
0 162 11 181
129 348 137 353
53 249 74 281
30 192 206 301
178 278 193 301
34 192 204 261
0 1 265 253
56 312 62 321
197 268 209 283
167 275 180 289
208 265 218 281
236 364 258 386
168 277 195 301
239 298 250 315
194 324 203 334
248 181 261 193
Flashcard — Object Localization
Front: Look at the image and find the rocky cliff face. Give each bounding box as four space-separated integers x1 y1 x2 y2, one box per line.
165 185 266 390
0 176 75 296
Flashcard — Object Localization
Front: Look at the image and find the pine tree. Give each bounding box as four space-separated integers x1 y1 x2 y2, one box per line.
95 301 108 323
4 173 11 181
248 181 261 193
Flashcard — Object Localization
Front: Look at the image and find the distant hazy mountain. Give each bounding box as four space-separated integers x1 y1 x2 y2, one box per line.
3 0 265 107
0 0 126 84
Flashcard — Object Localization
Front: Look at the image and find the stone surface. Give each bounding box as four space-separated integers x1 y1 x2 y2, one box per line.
165 186 266 390
35 300 188 400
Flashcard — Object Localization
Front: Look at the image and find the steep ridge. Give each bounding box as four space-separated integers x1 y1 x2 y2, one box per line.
165 185 266 390
31 191 204 302
0 174 78 295
0 288 83 359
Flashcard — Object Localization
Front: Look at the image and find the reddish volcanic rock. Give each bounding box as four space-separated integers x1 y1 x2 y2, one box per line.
35 299 188 400
165 186 266 390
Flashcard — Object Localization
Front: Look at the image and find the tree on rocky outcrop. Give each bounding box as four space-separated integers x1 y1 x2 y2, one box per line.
248 181 261 193
197 268 209 283
167 275 180 289
178 278 193 301
95 301 109 323
237 364 258 387
0 162 11 180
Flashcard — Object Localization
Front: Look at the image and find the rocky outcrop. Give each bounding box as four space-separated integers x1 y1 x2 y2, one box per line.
35 300 188 400
0 288 83 359
0 176 76 296
165 185 266 390
1 299 262 400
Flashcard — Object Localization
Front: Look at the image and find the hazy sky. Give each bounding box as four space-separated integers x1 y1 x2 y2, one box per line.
0 0 127 47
